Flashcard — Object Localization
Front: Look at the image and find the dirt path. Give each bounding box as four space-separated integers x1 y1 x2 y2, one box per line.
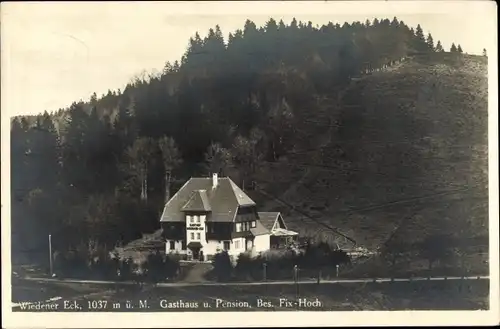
182 262 213 283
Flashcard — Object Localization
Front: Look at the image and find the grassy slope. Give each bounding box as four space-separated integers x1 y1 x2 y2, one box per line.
256 53 488 253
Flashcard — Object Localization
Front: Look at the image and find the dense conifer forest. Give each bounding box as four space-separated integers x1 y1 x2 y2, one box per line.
10 17 486 268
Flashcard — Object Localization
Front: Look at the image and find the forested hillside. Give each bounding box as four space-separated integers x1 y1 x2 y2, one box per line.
10 17 487 266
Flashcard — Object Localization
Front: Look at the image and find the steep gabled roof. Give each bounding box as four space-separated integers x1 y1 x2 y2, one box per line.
257 212 280 231
181 190 211 212
250 220 271 236
229 180 256 206
160 177 256 223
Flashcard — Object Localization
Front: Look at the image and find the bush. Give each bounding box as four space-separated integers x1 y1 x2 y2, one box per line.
235 252 264 281
140 251 181 283
144 250 165 283
52 248 90 279
88 247 119 280
119 257 134 281
163 255 180 280
213 251 232 282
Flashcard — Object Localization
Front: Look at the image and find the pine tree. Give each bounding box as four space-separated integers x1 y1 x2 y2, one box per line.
62 102 92 192
390 16 399 27
483 48 487 57
450 43 457 52
426 33 434 51
278 19 286 30
457 44 463 53
414 24 427 52
435 40 444 52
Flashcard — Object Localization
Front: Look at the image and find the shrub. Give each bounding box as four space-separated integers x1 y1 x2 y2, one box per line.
235 252 265 281
213 251 232 282
144 250 165 283
119 257 134 281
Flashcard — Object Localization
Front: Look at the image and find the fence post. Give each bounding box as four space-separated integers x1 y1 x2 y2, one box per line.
318 270 321 284
263 263 267 282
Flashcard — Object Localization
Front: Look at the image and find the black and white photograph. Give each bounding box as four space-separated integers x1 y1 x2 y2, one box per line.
1 1 498 327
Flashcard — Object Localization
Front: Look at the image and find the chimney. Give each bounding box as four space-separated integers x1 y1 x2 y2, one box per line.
212 173 218 188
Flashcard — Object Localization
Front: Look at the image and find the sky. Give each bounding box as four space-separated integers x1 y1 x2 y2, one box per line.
1 1 497 117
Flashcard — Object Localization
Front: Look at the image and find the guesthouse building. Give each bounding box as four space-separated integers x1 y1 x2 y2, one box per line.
159 174 298 261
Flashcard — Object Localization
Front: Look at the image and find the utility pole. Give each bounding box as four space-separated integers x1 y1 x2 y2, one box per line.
263 262 267 281
294 265 299 307
49 234 53 277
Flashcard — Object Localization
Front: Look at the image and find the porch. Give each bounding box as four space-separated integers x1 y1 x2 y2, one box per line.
270 228 299 249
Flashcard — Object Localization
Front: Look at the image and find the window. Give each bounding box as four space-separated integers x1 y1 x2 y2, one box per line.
196 233 201 240
186 215 191 223
190 232 195 240
169 241 175 250
200 215 206 222
236 223 242 232
181 240 187 250
223 241 230 251
195 215 200 223
251 221 256 228
235 240 240 249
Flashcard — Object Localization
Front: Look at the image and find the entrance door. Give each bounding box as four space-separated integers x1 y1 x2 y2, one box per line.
246 238 254 251
192 248 200 260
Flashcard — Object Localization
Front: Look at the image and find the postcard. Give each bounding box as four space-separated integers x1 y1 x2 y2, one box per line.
1 1 498 327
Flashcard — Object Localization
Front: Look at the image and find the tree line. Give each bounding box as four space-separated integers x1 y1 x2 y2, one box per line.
11 17 469 266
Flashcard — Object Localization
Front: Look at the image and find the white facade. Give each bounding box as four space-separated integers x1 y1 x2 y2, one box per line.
165 236 250 258
165 213 250 259
253 234 271 253
185 213 206 246
165 215 267 260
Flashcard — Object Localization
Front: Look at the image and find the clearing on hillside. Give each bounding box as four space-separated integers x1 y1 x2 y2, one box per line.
256 53 488 256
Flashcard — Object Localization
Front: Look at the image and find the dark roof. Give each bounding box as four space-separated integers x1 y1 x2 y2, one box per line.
181 190 211 212
250 220 271 236
160 177 256 223
258 212 280 231
187 241 203 249
231 221 271 238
